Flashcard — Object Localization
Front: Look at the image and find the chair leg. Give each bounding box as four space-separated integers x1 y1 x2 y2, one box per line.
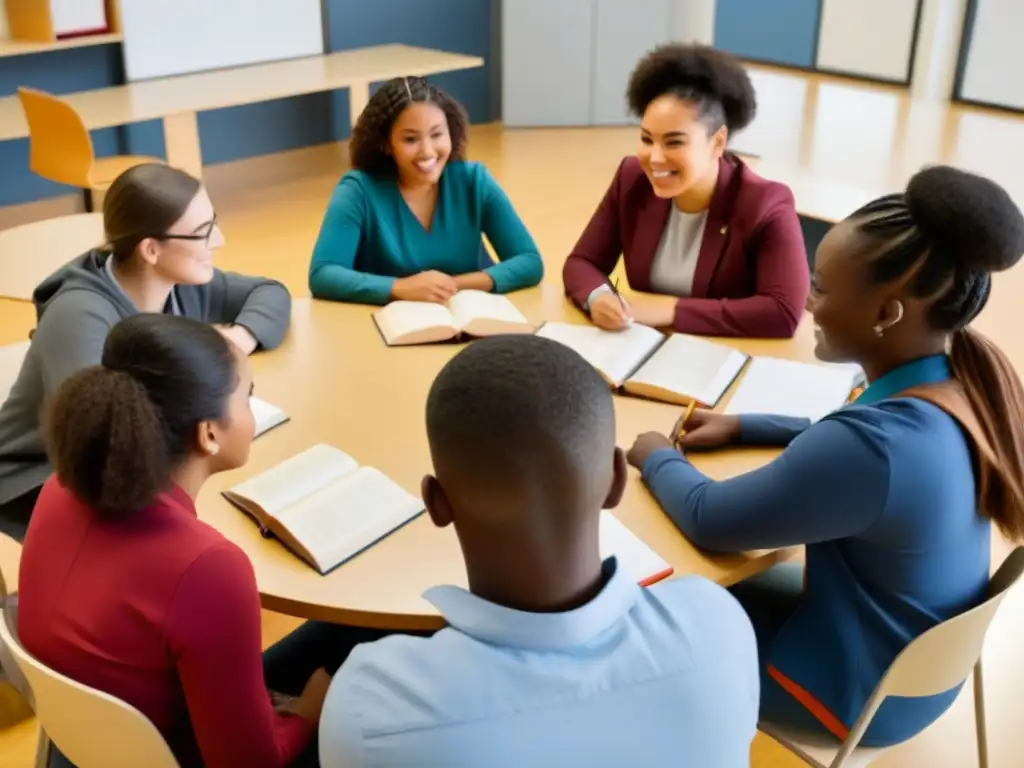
974 660 989 768
83 188 93 213
33 725 51 768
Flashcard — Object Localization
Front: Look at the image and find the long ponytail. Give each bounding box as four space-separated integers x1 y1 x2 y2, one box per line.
949 327 1024 542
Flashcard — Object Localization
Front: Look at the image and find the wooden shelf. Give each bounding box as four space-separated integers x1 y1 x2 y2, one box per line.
0 31 122 58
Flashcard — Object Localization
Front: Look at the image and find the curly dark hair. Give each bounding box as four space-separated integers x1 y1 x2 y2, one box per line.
626 43 756 135
349 77 469 175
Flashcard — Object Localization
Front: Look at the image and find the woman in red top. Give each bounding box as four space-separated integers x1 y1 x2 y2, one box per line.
17 314 334 767
562 44 808 338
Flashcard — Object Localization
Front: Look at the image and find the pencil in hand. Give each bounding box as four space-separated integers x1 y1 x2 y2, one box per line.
673 401 697 449
609 278 633 325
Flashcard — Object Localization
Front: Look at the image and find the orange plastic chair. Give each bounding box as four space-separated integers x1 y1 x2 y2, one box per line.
16 87 162 212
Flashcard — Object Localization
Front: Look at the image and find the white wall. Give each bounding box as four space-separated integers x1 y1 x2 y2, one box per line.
593 0 673 125
501 0 595 127
119 0 324 81
960 0 1024 109
815 0 920 82
911 0 968 99
503 0 717 128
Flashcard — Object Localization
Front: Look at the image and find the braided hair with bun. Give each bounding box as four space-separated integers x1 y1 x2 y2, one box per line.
349 76 468 176
849 166 1024 541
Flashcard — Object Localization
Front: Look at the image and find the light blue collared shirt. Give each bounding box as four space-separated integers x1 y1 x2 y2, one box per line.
319 558 759 768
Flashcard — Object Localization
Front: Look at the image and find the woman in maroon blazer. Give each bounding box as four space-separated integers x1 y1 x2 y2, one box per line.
563 44 809 338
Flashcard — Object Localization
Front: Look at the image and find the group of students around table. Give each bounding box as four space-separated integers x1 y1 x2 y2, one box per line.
0 43 1023 767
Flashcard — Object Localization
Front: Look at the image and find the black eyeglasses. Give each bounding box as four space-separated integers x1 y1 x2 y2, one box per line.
159 214 218 245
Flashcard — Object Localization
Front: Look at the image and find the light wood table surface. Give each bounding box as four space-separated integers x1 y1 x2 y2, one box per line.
0 44 484 178
0 213 105 301
0 534 18 595
197 287 811 630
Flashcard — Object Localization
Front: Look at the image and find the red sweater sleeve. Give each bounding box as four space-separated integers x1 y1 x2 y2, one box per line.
562 160 625 306
164 542 314 768
671 186 809 338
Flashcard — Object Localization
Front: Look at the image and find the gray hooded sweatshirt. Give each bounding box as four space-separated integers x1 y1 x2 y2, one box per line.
0 249 292 506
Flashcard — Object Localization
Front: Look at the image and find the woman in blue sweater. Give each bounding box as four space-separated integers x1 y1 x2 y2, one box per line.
308 77 543 305
627 166 1024 746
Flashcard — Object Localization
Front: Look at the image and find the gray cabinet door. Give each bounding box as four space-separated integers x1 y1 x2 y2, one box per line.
593 0 673 125
502 0 596 127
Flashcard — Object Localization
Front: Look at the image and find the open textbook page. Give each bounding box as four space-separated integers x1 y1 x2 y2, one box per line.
224 444 423 574
535 322 665 387
624 334 748 407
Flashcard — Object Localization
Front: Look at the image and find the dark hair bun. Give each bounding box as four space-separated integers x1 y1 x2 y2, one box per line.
905 165 1024 273
626 43 756 133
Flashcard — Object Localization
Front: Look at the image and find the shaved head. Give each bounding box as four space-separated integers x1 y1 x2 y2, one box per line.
423 335 626 610
426 335 616 515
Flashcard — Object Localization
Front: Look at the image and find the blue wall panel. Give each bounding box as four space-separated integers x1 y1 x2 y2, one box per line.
0 44 124 206
714 0 823 68
324 0 497 140
121 94 335 164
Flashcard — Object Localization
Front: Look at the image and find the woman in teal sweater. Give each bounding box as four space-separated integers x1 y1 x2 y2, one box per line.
309 77 544 304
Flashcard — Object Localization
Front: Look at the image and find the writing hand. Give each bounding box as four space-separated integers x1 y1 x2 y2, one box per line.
674 409 741 450
590 292 633 331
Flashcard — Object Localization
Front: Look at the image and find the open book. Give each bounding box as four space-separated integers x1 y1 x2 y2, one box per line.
601 513 674 586
535 322 747 408
250 396 289 437
223 444 424 574
725 357 866 423
373 290 533 346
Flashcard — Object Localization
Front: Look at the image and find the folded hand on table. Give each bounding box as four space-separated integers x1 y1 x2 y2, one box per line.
391 271 458 303
627 293 677 329
213 323 258 355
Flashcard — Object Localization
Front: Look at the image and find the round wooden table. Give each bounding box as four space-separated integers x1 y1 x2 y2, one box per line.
197 285 818 630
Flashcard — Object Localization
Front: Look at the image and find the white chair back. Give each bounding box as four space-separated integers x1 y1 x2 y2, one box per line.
875 547 1024 699
0 601 180 768
765 547 1024 768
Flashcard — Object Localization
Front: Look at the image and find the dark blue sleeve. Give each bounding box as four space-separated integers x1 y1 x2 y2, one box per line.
641 412 889 552
738 414 811 446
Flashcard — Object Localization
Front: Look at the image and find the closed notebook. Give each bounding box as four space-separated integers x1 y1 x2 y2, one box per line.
535 322 746 408
600 512 674 586
724 356 866 423
250 396 289 437
223 444 424 575
373 290 533 346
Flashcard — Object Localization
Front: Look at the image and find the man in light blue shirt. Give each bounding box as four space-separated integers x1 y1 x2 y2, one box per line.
319 335 759 767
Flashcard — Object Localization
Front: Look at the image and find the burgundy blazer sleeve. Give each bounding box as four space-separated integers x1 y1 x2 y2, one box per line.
562 159 627 305
674 184 808 338
165 543 314 768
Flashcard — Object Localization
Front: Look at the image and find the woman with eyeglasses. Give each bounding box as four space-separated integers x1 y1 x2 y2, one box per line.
0 163 292 540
